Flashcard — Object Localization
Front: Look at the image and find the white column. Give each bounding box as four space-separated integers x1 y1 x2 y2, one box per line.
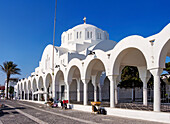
18 91 21 100
91 75 97 102
153 75 161 112
45 88 48 102
138 67 151 106
108 75 117 108
38 89 40 101
22 91 23 99
150 68 162 112
28 91 30 100
98 85 102 102
24 91 25 100
16 90 18 100
32 91 34 101
82 79 88 105
143 82 147 106
115 84 118 104
66 84 70 103
94 86 97 102
38 94 40 101
77 79 80 102
52 77 56 101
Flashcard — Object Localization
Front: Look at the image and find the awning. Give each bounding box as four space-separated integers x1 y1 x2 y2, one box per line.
33 90 48 95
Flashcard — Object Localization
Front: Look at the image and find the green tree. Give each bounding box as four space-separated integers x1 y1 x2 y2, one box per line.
0 61 21 99
118 66 142 102
9 86 14 99
118 66 142 88
164 62 170 74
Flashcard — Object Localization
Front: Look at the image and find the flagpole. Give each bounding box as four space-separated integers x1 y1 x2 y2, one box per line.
52 0 57 74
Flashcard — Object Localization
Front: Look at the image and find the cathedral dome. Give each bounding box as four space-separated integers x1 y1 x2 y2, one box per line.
72 23 98 30
60 18 109 52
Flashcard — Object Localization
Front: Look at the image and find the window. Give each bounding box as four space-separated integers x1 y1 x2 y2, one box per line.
87 31 89 38
97 33 99 39
80 31 82 38
90 32 92 38
97 33 101 39
77 32 79 39
68 34 69 40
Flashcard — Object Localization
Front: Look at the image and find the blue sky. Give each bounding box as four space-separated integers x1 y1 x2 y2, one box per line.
0 0 170 85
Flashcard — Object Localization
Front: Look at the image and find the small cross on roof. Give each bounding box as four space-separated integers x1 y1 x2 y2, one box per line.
83 17 86 24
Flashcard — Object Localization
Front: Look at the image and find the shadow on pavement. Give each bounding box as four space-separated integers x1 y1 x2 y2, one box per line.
0 105 25 117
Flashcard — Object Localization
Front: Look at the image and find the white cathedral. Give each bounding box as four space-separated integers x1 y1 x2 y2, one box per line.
16 18 170 122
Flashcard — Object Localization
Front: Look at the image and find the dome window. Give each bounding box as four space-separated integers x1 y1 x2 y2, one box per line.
99 33 101 39
70 33 72 40
90 32 92 38
80 31 82 39
77 32 79 39
97 33 99 39
87 31 89 38
97 33 101 39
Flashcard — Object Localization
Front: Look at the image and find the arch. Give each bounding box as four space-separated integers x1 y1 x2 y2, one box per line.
21 82 24 91
112 47 147 75
27 80 31 91
67 58 82 78
67 65 81 85
38 76 44 90
24 81 27 91
45 73 52 88
55 70 65 84
45 73 53 99
158 39 170 68
67 65 83 102
55 70 65 100
84 58 106 80
32 78 37 92
109 35 150 75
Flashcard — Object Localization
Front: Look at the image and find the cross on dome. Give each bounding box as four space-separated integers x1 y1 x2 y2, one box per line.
83 17 86 24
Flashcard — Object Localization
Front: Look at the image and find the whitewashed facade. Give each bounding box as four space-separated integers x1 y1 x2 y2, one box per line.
16 20 170 113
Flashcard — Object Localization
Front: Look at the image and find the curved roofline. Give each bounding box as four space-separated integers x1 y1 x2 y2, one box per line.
72 23 98 30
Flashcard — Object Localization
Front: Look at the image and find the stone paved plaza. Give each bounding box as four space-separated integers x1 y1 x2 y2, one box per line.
0 99 163 124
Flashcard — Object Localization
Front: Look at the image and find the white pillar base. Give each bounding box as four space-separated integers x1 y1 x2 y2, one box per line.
94 86 97 102
67 84 70 103
154 75 160 112
83 80 88 105
108 75 117 108
77 79 81 102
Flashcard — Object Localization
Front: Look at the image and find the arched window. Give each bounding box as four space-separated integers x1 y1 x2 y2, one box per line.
80 31 82 38
68 34 69 40
100 33 102 39
90 32 92 38
97 33 99 39
77 32 79 39
87 31 89 38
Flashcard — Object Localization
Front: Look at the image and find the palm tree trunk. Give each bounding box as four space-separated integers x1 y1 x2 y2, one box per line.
6 76 9 99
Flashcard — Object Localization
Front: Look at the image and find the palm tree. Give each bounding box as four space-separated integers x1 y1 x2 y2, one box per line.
0 61 21 99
